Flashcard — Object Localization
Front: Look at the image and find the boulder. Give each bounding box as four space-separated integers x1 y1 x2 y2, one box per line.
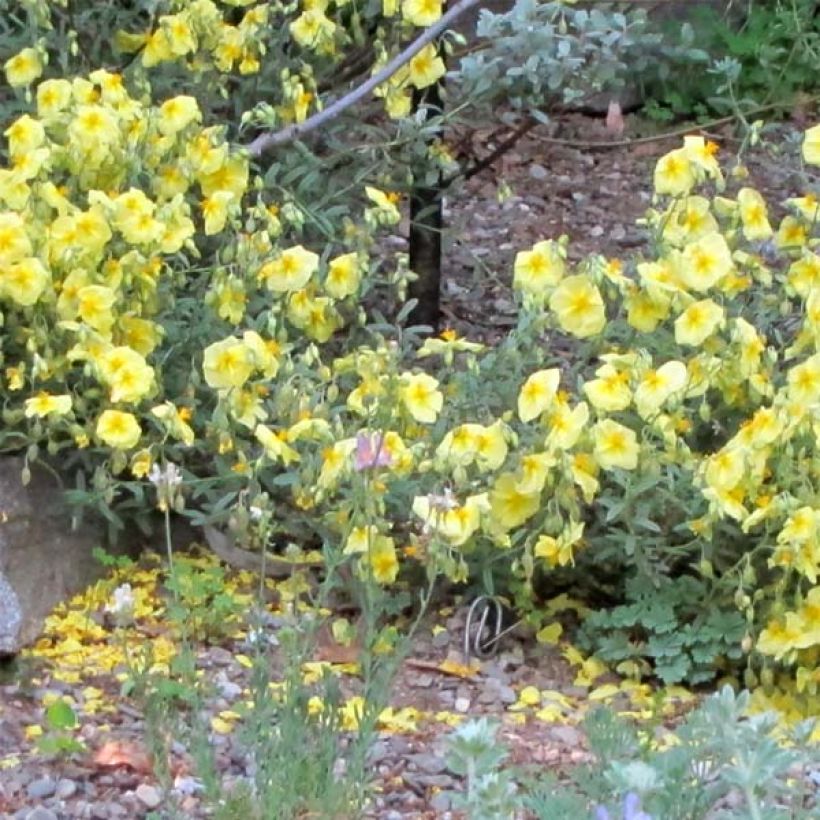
0 456 132 655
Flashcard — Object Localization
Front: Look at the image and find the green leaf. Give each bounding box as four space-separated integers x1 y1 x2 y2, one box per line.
46 700 78 730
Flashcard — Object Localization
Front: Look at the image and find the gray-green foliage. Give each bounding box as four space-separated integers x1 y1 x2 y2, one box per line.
455 0 663 111
445 687 819 820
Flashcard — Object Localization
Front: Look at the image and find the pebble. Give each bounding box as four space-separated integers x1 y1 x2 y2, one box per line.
430 792 452 812
26 777 56 800
431 630 451 649
547 725 583 748
408 752 447 774
454 696 471 713
135 783 162 809
55 778 77 799
24 810 58 820
528 163 548 180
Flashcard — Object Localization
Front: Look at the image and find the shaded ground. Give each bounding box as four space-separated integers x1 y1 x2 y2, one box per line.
0 547 694 820
0 112 815 819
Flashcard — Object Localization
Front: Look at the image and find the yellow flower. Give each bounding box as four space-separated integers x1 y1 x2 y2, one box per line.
290 9 336 50
254 425 300 465
674 298 724 347
545 400 589 451
37 79 72 119
99 347 155 404
364 187 401 225
737 187 772 241
5 115 45 159
157 95 201 135
402 0 442 26
96 410 141 450
549 275 606 338
654 148 695 196
201 191 234 235
634 360 687 419
130 449 153 478
260 245 319 292
513 239 565 295
678 233 733 292
69 105 120 152
0 212 32 265
412 493 485 545
77 286 117 334
583 364 631 412
408 44 446 90
400 372 442 423
625 288 671 333
518 368 560 422
704 446 745 491
787 253 820 299
802 123 820 166
24 393 72 418
202 337 253 390
4 48 43 87
325 252 362 299
489 472 540 530
368 535 399 584
516 452 554 494
787 353 820 404
1 257 49 306
592 419 639 471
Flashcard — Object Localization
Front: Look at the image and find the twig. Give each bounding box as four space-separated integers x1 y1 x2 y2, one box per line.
444 116 541 187
247 0 485 157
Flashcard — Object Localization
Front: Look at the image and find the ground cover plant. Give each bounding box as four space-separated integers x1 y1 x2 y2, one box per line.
1 0 820 815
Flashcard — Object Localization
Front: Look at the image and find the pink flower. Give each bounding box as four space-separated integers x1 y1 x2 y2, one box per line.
354 431 393 471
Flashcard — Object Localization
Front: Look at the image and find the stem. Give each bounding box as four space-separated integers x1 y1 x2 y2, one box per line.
247 0 484 155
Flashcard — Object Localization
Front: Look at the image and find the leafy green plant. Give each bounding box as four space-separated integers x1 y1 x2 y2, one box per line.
578 576 747 685
165 560 245 644
645 0 820 119
36 699 86 756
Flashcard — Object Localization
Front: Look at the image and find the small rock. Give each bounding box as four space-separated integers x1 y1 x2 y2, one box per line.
135 783 162 810
547 725 583 748
529 164 548 180
24 810 58 820
55 778 77 799
454 696 471 713
432 630 451 649
411 673 433 688
430 792 452 812
26 777 57 800
408 753 447 774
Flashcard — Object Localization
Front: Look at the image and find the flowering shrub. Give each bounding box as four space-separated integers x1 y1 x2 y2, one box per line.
1 0 819 713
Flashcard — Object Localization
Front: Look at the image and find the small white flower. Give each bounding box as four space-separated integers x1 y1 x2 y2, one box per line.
104 583 135 624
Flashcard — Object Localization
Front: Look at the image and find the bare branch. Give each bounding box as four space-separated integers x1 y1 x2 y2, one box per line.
247 0 485 157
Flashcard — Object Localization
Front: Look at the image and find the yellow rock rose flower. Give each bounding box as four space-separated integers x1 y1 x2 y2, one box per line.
653 148 695 196
678 233 733 292
4 48 43 87
489 472 540 531
518 368 560 422
549 275 606 338
260 245 319 292
592 419 639 471
157 95 201 135
24 393 72 418
402 0 442 26
400 372 443 423
408 44 445 90
802 123 820 166
202 337 253 390
1 257 49 306
96 410 142 450
674 298 725 347
513 240 565 295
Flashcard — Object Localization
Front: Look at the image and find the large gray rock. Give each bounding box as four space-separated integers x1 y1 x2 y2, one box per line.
0 456 130 655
